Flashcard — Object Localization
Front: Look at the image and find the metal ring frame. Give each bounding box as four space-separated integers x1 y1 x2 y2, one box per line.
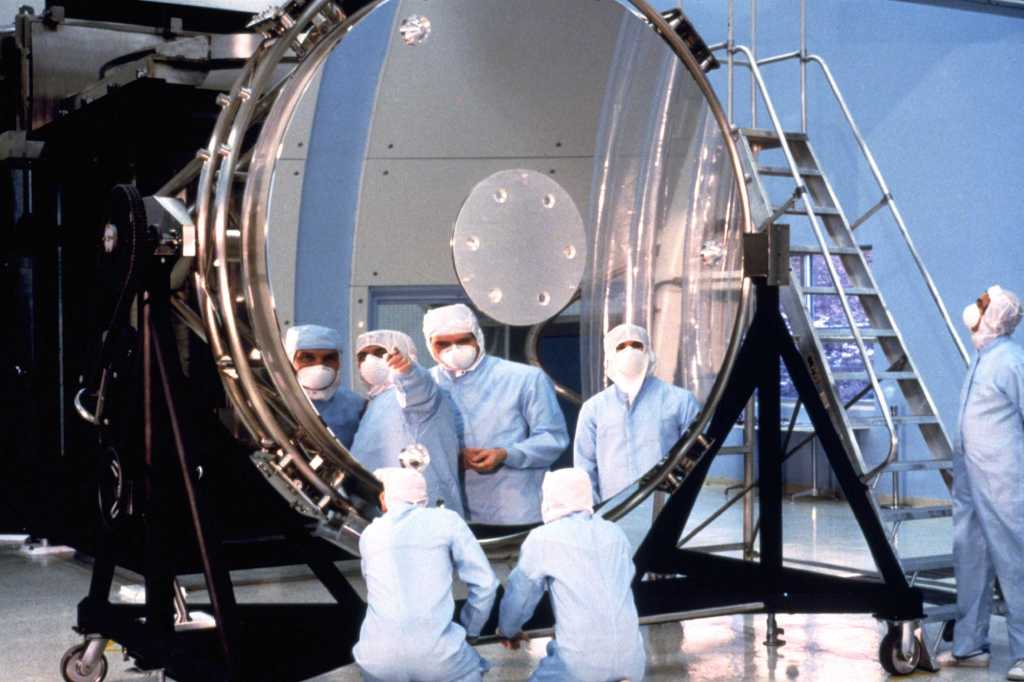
173 0 753 553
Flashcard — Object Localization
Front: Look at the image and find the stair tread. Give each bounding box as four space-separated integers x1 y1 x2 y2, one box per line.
775 205 841 217
740 127 809 142
849 415 941 426
801 285 877 296
816 327 898 339
879 505 952 522
757 164 822 177
790 243 864 256
831 370 917 381
900 553 954 572
881 459 953 472
922 604 959 623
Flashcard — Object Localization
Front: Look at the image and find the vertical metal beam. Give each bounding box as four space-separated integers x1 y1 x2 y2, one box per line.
756 281 782 582
750 0 758 127
727 0 735 123
742 401 756 560
150 304 240 672
800 0 808 132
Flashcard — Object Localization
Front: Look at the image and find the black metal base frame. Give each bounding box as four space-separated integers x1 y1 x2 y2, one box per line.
630 279 923 623
75 264 366 682
76 274 923 679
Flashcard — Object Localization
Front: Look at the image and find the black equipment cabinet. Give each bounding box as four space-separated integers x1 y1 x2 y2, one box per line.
0 74 370 680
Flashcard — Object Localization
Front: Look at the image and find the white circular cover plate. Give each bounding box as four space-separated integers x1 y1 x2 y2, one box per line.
453 169 586 326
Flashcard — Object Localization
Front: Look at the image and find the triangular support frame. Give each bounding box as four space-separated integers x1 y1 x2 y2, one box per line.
630 278 924 624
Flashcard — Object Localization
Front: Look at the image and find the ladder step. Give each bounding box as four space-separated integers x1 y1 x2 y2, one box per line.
790 244 864 256
849 415 941 427
922 603 959 624
816 327 898 340
756 165 822 177
881 459 953 473
901 553 954 574
831 371 917 381
739 128 808 148
801 285 877 296
775 205 841 217
879 505 952 522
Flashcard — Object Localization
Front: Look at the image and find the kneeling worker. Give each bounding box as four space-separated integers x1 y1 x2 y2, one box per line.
354 468 498 682
498 468 646 682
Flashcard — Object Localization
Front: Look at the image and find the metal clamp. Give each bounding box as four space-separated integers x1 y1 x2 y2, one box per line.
743 223 790 286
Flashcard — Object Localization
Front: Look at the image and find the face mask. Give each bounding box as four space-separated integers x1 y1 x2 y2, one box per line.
296 364 338 401
440 344 477 371
613 347 647 380
962 303 981 332
359 355 391 387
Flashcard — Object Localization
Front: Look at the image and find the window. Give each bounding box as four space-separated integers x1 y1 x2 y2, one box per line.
782 249 875 405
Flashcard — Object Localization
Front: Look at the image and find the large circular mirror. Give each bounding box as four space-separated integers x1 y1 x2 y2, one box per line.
196 0 750 552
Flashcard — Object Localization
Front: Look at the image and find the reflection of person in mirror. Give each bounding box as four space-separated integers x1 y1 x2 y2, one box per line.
354 467 497 682
497 468 646 682
423 304 569 526
349 329 467 518
284 324 365 448
574 323 701 552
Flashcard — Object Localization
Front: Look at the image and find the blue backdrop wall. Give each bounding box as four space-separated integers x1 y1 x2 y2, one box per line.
660 0 1024 497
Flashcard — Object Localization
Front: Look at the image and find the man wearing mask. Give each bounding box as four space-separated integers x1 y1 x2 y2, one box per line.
497 468 646 682
574 323 701 551
938 286 1024 682
350 329 466 517
284 324 365 448
354 467 498 682
422 303 569 525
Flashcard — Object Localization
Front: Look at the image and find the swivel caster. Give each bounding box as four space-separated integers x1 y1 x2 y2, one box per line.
878 626 922 676
60 638 109 682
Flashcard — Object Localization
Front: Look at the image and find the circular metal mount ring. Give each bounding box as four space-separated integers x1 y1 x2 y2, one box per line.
179 0 752 554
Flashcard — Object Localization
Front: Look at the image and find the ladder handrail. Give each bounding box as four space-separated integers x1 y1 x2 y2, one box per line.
717 47 970 367
804 54 970 366
730 43 899 480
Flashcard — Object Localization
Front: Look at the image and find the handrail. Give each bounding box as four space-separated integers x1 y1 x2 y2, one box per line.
805 54 970 365
730 44 898 480
711 47 970 369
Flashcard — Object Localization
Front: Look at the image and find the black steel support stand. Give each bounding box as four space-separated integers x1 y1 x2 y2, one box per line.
73 262 367 681
628 278 923 623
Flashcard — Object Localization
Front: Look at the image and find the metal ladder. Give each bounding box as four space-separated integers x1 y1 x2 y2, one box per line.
737 125 959 612
670 0 979 655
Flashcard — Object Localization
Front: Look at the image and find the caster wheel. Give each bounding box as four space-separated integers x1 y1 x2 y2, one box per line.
878 628 922 675
60 642 108 682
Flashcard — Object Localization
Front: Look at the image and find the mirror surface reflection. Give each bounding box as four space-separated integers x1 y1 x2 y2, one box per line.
262 0 745 541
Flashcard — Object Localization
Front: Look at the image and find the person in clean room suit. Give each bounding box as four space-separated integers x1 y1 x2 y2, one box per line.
349 329 466 517
422 303 569 526
938 285 1024 682
353 467 498 682
498 467 646 682
284 324 365 448
573 323 701 551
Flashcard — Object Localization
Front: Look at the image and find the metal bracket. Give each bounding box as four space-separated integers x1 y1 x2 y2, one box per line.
660 9 720 72
743 223 790 285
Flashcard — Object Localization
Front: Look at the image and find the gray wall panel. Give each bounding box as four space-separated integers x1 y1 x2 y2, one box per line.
365 0 622 159
353 158 595 287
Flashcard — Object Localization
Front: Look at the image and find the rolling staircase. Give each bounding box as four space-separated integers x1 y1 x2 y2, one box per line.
736 126 963 627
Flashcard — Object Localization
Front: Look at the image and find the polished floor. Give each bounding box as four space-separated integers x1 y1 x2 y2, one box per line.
0 483 1015 681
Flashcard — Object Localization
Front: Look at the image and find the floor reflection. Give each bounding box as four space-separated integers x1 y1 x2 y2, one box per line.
1 483 1012 681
